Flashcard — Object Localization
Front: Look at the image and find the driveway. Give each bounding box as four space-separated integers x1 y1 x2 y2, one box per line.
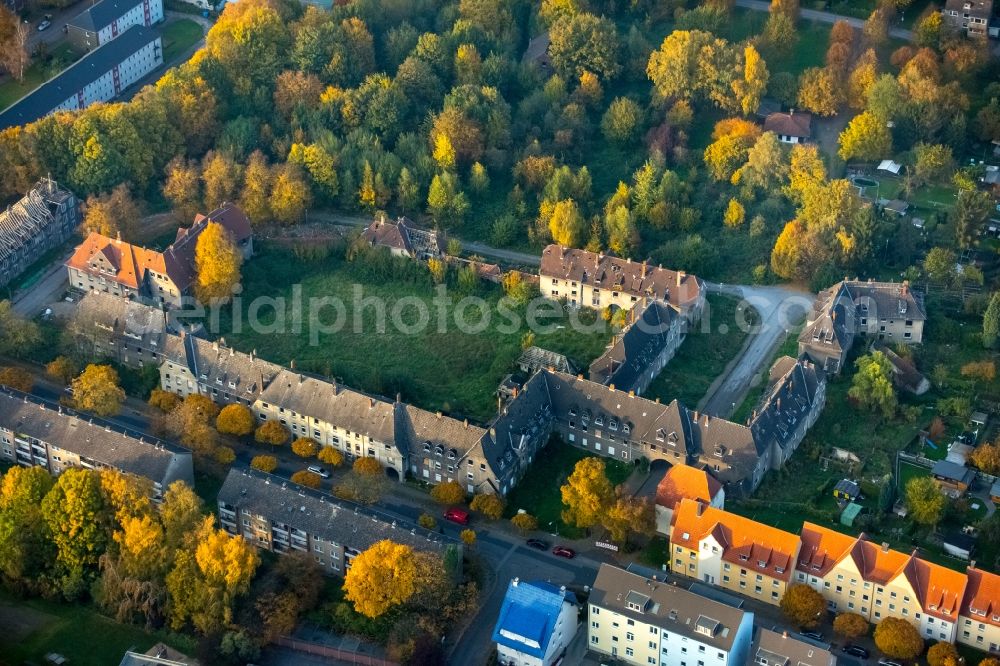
10 249 73 316
734 0 915 41
699 283 814 419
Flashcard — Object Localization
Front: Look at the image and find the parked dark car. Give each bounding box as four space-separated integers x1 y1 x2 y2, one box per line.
526 538 549 551
799 631 823 641
551 545 576 559
843 645 870 659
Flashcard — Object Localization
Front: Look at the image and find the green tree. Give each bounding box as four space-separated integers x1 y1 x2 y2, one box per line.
601 97 643 143
874 617 924 660
71 364 125 417
905 477 945 526
560 457 613 529
797 67 843 116
0 465 55 590
983 292 1000 348
954 189 993 250
427 172 470 228
780 583 826 628
923 247 957 284
548 13 621 80
914 11 942 48
848 352 897 419
913 143 955 185
838 111 891 161
604 204 638 257
240 151 272 225
41 469 109 597
0 301 41 358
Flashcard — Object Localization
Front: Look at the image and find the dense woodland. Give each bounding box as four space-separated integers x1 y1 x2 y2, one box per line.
0 0 996 287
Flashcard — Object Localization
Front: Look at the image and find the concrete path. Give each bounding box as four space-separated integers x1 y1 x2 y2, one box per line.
699 283 814 419
734 0 915 41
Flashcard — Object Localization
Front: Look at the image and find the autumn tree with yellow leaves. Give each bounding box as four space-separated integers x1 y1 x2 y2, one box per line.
343 539 418 618
165 394 220 455
71 364 125 417
81 184 142 239
194 221 242 304
561 457 614 529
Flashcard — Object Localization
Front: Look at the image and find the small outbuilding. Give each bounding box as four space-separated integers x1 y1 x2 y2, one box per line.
931 460 975 496
840 502 864 527
833 478 861 502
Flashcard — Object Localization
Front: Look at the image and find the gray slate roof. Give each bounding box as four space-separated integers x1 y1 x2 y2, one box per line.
0 179 75 264
589 299 678 392
591 564 748 651
68 0 145 33
0 25 159 130
752 628 835 666
162 333 283 401
932 460 975 485
217 467 454 555
0 388 188 484
749 356 825 453
76 291 171 345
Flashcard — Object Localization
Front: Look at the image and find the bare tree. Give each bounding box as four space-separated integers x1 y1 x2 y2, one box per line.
0 7 31 81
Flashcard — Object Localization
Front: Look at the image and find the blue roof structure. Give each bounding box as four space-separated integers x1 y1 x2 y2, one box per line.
491 580 577 659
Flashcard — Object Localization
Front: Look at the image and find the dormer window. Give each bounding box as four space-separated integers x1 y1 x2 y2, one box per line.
758 560 766 568
609 418 618 431
594 415 604 426
623 424 630 434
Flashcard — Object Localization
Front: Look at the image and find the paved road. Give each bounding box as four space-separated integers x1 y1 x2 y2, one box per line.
699 283 814 419
305 210 542 267
10 249 73 316
25 0 85 52
734 0 915 41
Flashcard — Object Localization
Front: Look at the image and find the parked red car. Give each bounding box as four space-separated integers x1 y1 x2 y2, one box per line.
551 545 576 559
443 507 470 525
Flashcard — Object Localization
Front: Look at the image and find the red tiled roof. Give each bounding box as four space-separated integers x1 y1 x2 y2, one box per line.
655 464 722 509
763 111 812 138
962 567 1000 628
797 522 859 577
672 499 800 582
911 558 967 623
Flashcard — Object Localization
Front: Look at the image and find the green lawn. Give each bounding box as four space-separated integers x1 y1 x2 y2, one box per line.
645 294 758 408
217 244 611 422
503 437 632 538
0 43 79 112
0 588 196 666
161 19 205 62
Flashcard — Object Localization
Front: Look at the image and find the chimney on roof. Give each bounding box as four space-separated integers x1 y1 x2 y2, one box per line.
629 390 635 397
396 392 402 404
696 501 705 517
970 559 976 569
332 380 338 396
609 384 615 392
642 260 648 278
677 271 684 287
436 410 442 418
251 349 256 361
290 359 295 370
782 631 788 639
655 397 661 403
213 340 219 352
577 373 584 380
881 542 890 553
464 418 469 429
369 398 375 409
790 108 795 116
513 577 519 587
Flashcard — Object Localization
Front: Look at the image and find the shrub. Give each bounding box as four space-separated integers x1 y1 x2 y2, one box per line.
255 420 289 446
148 388 181 413
353 457 383 476
46 356 78 384
418 513 437 529
213 446 236 464
290 470 322 489
430 480 466 505
874 617 924 660
318 447 345 467
291 437 319 458
216 403 255 436
470 494 504 520
251 455 279 473
833 612 869 639
460 529 476 546
510 512 538 533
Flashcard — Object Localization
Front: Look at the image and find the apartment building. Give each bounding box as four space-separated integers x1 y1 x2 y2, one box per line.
799 280 926 374
748 356 826 470
66 0 164 50
539 245 705 322
795 523 967 643
959 567 1000 654
216 467 457 576
588 563 754 666
751 628 836 666
72 291 175 366
0 179 79 289
542 370 770 496
254 369 407 480
943 0 993 37
159 333 283 407
0 389 193 501
589 299 683 396
492 578 579 666
654 464 724 536
669 499 801 607
66 203 252 308
0 26 163 130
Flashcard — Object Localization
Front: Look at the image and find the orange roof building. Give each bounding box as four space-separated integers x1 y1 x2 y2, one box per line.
656 463 724 509
669 498 801 606
66 203 252 308
959 567 1000 653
